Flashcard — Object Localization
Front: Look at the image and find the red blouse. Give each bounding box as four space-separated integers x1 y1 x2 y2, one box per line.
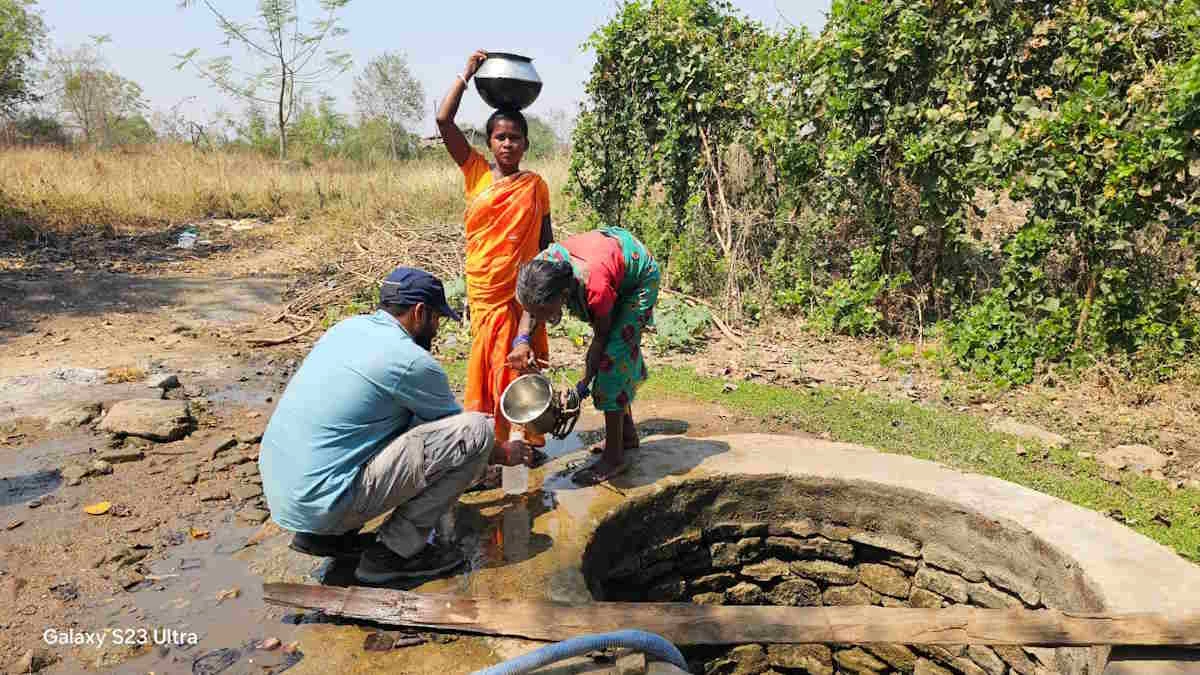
560 230 626 319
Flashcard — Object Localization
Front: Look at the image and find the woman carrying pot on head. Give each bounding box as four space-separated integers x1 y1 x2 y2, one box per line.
437 49 553 462
509 227 660 486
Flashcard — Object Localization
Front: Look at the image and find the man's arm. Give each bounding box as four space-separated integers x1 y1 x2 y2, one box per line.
404 356 463 425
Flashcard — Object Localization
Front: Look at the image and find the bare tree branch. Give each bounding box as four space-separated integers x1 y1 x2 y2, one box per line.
176 0 352 159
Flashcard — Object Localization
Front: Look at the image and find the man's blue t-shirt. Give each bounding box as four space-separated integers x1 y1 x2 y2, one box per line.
259 310 461 533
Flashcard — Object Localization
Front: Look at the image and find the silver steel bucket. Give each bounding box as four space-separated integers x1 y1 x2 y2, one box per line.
499 373 580 438
474 53 543 111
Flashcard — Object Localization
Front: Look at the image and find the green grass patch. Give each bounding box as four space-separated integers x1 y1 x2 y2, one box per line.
639 366 1200 562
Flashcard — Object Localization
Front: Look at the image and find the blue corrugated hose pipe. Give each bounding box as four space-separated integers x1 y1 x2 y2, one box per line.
471 629 689 675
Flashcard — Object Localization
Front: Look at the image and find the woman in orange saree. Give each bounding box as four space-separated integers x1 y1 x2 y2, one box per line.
436 50 552 459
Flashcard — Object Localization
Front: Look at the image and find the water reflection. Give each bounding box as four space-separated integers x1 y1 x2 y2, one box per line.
0 468 61 506
317 490 557 591
480 490 557 566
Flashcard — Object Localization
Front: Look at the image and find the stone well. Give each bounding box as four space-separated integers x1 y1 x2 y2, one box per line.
582 476 1109 675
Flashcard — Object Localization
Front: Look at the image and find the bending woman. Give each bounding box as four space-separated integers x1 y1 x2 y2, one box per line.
437 50 553 453
509 227 660 486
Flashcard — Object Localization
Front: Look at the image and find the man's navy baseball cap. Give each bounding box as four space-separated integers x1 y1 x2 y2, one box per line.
379 267 462 322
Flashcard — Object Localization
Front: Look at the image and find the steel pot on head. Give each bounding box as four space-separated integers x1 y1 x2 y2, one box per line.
474 52 543 111
499 373 580 439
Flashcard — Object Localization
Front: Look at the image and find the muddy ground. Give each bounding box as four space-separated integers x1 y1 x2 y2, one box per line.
0 221 779 674
1 220 1196 674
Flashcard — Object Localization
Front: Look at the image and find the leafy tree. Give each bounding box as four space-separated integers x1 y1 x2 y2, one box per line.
569 0 775 298
3 112 66 145
574 0 1200 383
0 0 46 117
352 51 423 160
175 0 353 159
44 38 148 145
524 114 561 159
108 114 155 145
289 92 348 160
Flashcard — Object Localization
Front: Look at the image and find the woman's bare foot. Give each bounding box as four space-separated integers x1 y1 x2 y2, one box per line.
571 457 630 486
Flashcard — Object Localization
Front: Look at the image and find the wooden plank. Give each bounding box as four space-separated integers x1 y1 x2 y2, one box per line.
262 583 1200 647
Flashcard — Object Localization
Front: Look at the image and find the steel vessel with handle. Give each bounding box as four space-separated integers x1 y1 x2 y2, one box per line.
473 53 542 110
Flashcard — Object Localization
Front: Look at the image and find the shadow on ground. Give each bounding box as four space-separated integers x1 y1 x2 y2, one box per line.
0 271 289 341
0 224 281 341
548 436 731 492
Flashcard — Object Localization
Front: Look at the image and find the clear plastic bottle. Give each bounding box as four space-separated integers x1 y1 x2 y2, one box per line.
175 226 199 249
501 427 529 495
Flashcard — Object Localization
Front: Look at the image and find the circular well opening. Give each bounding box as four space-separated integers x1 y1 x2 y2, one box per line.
582 475 1109 675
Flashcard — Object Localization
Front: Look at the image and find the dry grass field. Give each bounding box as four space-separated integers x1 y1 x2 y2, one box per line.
0 144 571 239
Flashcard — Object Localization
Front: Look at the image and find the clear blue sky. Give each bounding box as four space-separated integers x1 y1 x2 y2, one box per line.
36 1 829 136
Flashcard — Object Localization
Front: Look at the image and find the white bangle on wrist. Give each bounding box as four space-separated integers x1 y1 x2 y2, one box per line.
457 73 469 87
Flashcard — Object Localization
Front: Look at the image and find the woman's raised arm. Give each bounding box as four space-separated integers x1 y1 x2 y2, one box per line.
436 50 487 167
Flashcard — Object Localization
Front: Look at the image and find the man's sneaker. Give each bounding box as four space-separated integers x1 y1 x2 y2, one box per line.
354 541 466 585
289 531 374 558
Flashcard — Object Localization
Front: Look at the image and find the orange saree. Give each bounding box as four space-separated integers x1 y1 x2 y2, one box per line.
460 149 551 446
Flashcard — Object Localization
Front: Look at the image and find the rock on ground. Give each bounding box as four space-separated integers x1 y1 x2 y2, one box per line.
98 399 194 442
146 373 181 390
1 575 27 602
45 402 103 431
915 659 954 675
60 464 91 486
725 582 766 605
867 644 918 671
822 583 881 606
834 647 888 673
230 484 263 501
988 417 1068 448
768 644 832 673
11 648 57 673
1097 444 1168 474
858 562 912 598
791 559 857 585
767 578 821 606
97 449 145 464
915 567 969 603
237 507 270 525
909 587 945 608
726 644 768 675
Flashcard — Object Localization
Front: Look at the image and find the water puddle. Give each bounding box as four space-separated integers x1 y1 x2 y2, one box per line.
0 434 93 510
75 524 309 674
0 468 61 507
203 383 276 407
541 431 584 460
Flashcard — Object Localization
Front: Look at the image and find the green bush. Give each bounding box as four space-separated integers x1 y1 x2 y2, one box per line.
571 0 1200 385
650 296 711 354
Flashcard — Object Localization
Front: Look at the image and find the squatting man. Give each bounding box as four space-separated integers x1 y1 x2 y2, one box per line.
258 266 537 584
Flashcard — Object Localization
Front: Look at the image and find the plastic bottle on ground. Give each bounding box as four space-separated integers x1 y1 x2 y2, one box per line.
175 226 199 249
501 427 529 495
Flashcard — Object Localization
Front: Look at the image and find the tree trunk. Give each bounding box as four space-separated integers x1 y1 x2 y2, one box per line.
389 123 397 162
277 64 288 160
1073 270 1097 352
